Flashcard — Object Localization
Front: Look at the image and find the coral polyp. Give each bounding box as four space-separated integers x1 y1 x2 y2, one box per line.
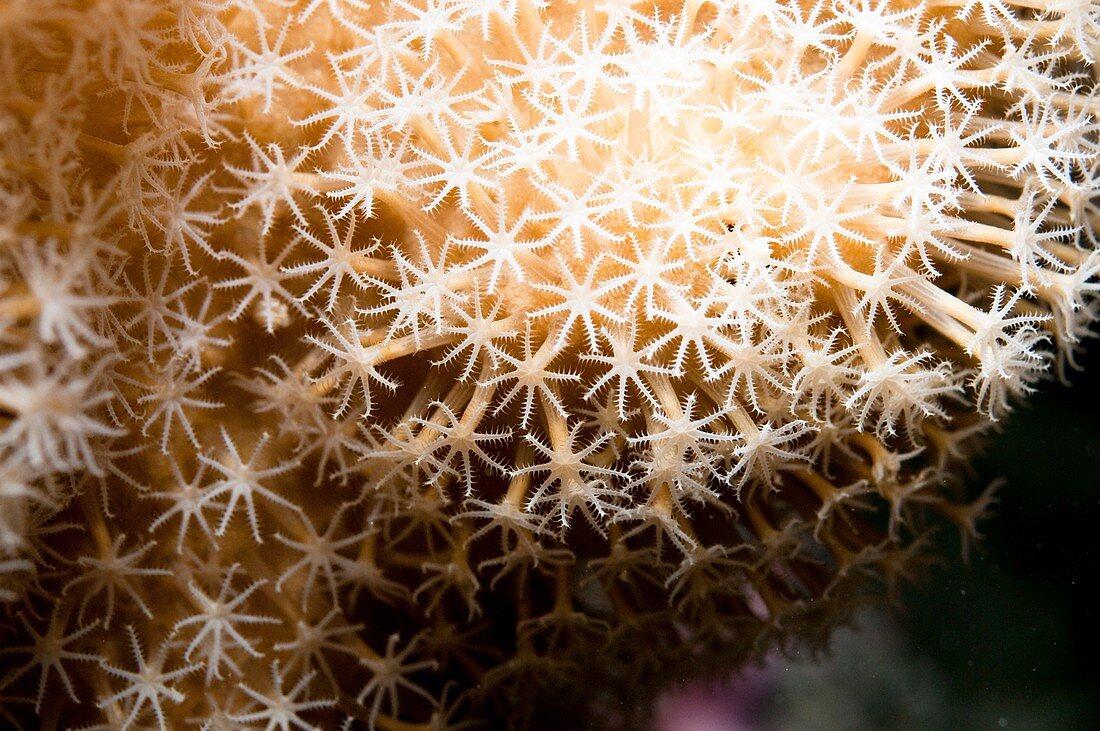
0 0 1097 728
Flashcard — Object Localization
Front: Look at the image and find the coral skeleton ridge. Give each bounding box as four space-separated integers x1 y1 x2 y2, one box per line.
0 0 1097 727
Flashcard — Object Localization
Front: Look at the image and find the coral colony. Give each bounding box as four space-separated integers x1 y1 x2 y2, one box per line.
0 0 1097 727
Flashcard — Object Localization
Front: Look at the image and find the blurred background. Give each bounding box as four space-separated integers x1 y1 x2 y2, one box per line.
654 344 1100 731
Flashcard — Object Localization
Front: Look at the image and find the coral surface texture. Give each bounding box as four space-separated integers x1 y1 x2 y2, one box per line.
0 0 1097 728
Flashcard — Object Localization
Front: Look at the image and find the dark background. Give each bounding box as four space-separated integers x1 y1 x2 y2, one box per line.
654 343 1100 731
897 341 1100 730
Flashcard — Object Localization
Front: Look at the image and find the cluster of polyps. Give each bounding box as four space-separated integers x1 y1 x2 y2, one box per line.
0 0 1096 728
